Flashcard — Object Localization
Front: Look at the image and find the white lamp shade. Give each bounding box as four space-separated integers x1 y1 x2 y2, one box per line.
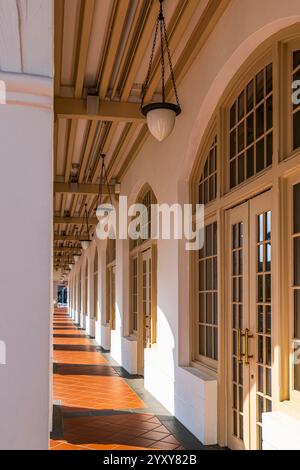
81 240 90 250
146 107 176 142
74 255 80 262
69 264 73 270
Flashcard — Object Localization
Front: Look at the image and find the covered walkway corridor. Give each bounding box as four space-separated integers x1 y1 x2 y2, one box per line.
50 307 202 450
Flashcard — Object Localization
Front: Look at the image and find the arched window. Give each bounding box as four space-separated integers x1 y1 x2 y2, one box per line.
106 238 116 329
93 248 98 320
129 186 157 375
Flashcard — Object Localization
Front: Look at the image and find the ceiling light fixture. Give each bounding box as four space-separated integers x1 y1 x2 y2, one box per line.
141 0 181 142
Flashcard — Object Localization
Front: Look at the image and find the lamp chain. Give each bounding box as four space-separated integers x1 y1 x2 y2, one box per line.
141 0 180 108
141 10 160 108
84 203 90 240
97 154 113 208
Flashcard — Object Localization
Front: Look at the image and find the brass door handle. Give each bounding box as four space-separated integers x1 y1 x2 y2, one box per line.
244 328 253 365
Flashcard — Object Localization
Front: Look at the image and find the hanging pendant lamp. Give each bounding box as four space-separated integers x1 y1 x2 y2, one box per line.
141 0 181 142
80 203 91 250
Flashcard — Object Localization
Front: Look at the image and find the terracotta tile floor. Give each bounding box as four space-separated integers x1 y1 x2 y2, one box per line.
50 308 185 451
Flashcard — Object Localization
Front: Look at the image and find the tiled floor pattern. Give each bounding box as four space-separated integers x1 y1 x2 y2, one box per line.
50 308 187 451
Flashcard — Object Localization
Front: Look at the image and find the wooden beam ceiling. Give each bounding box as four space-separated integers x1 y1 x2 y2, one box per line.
53 0 230 264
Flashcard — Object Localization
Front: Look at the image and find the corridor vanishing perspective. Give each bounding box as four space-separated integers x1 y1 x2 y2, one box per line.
50 308 201 450
3 0 300 453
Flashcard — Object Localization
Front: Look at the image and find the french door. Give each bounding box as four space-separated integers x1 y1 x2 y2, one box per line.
226 190 273 450
137 248 153 375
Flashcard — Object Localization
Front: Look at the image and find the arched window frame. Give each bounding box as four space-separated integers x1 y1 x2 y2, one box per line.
106 238 116 329
93 247 98 320
129 186 157 347
190 28 300 426
84 258 88 316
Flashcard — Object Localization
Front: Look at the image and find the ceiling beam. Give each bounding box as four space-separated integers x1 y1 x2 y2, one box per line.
54 216 98 225
120 1 159 101
55 97 145 123
54 247 81 253
98 0 131 99
54 182 111 195
165 0 230 98
54 0 64 96
54 234 80 241
74 0 95 97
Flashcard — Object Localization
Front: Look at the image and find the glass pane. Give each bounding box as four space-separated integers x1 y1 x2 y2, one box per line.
293 50 300 70
214 293 218 324
266 305 271 334
266 64 273 94
258 365 264 393
230 160 236 188
238 122 245 152
247 146 254 178
246 80 254 112
256 139 265 173
199 326 205 356
199 293 205 322
258 275 264 302
206 293 212 323
246 112 254 145
294 237 300 286
230 130 236 158
258 305 264 333
205 225 212 256
266 243 271 272
257 395 264 422
258 245 264 272
266 96 273 130
213 327 218 360
238 153 245 184
256 104 264 138
265 274 271 303
230 102 236 128
293 111 300 150
233 303 238 329
266 132 273 167
293 183 300 234
294 347 300 391
258 335 263 363
238 91 245 120
266 368 272 396
256 70 264 103
239 386 243 412
294 290 300 339
206 326 212 358
266 336 272 366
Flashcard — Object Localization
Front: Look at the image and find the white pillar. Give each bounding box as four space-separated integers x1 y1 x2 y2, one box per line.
0 1 53 449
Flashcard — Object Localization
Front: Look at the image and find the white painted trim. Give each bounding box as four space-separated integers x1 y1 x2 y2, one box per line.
0 72 52 109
